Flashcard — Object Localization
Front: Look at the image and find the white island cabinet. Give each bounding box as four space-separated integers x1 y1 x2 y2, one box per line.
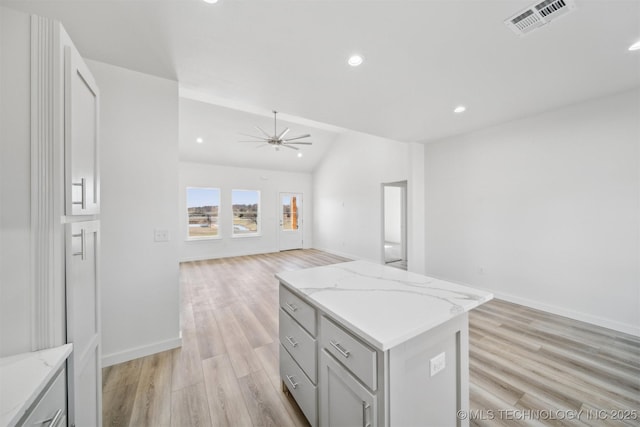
276 261 493 427
0 344 72 427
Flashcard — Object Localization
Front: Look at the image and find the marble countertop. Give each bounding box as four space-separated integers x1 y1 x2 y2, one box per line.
0 344 72 427
276 261 493 351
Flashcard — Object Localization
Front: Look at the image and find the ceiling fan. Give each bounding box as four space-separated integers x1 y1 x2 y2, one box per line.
239 110 312 151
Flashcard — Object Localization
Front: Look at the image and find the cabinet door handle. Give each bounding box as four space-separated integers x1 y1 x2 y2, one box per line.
285 302 298 312
285 374 298 389
329 340 350 358
285 335 298 347
362 401 371 427
71 177 86 209
72 229 85 260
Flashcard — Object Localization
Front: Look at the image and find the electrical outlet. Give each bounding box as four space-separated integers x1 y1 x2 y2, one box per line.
430 352 446 377
154 229 169 242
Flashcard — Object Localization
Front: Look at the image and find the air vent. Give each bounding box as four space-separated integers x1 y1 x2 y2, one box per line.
505 0 576 36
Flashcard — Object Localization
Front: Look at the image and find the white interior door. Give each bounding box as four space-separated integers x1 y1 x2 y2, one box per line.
279 193 303 251
66 220 101 427
65 45 99 216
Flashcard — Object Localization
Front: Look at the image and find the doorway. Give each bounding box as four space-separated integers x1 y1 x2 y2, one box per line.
279 192 303 251
382 181 407 270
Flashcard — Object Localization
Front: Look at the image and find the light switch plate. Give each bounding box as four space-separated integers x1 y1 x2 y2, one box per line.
430 352 446 376
154 229 169 242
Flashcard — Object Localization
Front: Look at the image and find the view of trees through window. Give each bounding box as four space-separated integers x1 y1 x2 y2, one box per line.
232 190 260 235
187 187 220 238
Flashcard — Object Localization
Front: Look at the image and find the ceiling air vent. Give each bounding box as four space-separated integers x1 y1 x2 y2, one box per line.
505 0 576 36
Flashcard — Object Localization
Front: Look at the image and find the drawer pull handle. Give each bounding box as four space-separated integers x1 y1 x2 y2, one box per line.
72 178 86 209
285 302 298 312
285 336 299 347
330 340 350 358
72 229 86 260
362 401 371 427
285 374 298 389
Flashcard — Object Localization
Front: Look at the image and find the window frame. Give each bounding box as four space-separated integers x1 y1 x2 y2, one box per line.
186 186 222 241
231 189 261 238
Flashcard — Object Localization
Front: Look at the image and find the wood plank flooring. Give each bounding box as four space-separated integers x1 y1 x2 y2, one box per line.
469 299 640 427
102 249 640 427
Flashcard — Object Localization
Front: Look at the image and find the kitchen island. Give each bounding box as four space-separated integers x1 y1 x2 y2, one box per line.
276 260 493 427
0 344 71 427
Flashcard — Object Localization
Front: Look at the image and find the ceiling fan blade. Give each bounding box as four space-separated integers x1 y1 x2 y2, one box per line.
284 141 312 145
255 125 273 139
276 127 290 140
239 133 269 140
283 134 311 142
282 144 299 150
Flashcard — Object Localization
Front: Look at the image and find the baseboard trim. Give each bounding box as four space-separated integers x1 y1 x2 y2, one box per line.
182 245 363 264
311 246 363 262
493 291 640 338
102 336 182 367
179 248 277 263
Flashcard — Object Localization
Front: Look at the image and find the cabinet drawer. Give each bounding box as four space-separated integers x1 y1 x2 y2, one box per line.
21 367 67 426
280 344 317 426
280 284 316 336
279 309 317 383
320 316 377 391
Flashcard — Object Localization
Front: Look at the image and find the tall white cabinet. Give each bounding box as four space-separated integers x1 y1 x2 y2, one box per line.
63 38 102 427
0 7 102 426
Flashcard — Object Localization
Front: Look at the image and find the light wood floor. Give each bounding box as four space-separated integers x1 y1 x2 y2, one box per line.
102 250 640 427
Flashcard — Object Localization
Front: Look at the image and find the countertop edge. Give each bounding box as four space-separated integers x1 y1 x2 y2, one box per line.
0 344 72 427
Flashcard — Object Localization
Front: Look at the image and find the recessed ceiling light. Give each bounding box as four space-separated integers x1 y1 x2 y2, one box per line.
629 39 640 51
348 55 364 67
454 106 466 114
196 137 204 143
297 152 303 158
203 0 218 3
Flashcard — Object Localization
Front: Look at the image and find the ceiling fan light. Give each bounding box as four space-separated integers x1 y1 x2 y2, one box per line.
453 105 466 114
196 137 204 143
348 55 364 67
239 111 312 151
297 152 303 158
629 39 640 51
202 0 218 4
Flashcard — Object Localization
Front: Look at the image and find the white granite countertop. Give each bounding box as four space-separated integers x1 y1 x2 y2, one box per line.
276 261 493 351
0 344 72 427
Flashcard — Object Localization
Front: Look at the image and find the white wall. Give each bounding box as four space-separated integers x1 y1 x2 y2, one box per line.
0 7 32 357
179 162 313 261
408 143 426 274
313 131 426 272
424 89 640 335
87 60 181 366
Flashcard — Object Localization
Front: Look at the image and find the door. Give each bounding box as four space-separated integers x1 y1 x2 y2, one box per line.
279 192 303 251
65 45 100 216
382 181 407 269
66 220 101 427
320 350 377 427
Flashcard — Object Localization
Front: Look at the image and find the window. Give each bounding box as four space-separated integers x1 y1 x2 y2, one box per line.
232 189 260 236
281 194 299 230
187 187 220 239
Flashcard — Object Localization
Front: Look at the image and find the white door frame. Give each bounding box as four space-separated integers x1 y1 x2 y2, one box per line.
278 192 304 251
381 181 408 267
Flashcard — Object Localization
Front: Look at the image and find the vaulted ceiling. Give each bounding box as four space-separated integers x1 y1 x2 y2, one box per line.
3 0 639 154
